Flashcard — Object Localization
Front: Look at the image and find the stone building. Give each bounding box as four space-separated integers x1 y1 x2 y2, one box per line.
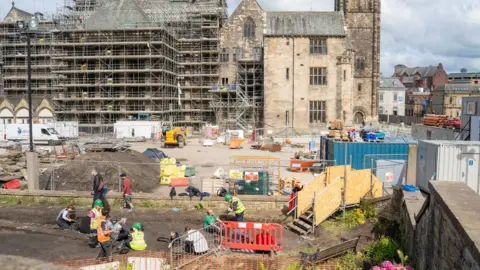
430 84 480 118
378 77 406 116
216 0 381 131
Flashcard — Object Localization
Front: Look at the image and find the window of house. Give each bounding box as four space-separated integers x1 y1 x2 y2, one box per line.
253 47 262 61
449 97 453 104
309 67 327 85
220 48 229 62
233 47 242 62
379 93 384 101
244 17 255 38
221 78 229 86
309 101 326 124
393 93 398 101
343 70 346 81
466 101 476 114
358 83 362 92
378 107 384 114
286 68 289 80
309 39 327 55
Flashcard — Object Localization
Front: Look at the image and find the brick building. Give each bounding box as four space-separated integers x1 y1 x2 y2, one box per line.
392 63 448 91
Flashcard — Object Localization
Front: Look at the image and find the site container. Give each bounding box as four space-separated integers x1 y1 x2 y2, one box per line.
411 124 458 140
416 140 480 194
319 136 416 170
114 121 162 139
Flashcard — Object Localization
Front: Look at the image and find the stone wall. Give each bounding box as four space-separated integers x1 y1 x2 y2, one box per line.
397 182 480 269
0 190 289 212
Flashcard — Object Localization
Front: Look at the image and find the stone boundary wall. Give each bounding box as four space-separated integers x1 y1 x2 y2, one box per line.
397 182 480 270
0 190 289 212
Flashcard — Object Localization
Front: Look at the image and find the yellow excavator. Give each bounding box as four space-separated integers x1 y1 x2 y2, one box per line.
160 122 188 148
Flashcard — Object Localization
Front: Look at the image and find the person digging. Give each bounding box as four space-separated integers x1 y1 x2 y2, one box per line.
224 194 246 222
55 205 75 230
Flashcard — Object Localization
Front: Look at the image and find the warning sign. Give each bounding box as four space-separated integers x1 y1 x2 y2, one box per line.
244 172 259 181
385 172 394 182
229 170 243 180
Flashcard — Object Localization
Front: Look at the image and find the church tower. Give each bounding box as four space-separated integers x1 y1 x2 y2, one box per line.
335 0 381 123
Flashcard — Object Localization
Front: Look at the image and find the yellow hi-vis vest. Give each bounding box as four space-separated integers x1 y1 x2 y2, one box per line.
130 231 147 251
90 208 101 230
231 197 246 214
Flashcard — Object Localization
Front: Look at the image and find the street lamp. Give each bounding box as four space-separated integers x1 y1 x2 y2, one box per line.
16 16 39 152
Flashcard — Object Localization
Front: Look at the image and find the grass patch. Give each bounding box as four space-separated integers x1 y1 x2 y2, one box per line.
58 197 75 206
330 251 363 270
0 196 20 205
142 201 154 208
38 198 49 205
321 209 362 230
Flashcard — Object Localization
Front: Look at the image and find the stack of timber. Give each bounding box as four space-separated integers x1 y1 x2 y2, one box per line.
423 114 448 127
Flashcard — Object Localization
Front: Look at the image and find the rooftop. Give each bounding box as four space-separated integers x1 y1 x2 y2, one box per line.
265 11 346 36
380 77 406 88
449 72 480 79
435 84 480 91
394 64 441 78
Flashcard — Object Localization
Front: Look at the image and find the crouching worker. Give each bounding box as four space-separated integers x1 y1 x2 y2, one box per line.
56 205 75 229
184 227 208 255
203 209 221 234
224 194 246 222
126 222 147 251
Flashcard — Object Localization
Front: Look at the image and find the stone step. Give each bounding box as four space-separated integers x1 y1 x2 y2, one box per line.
286 222 307 235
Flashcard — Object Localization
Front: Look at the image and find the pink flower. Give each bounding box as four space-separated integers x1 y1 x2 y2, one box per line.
381 261 395 268
405 267 414 270
372 267 382 270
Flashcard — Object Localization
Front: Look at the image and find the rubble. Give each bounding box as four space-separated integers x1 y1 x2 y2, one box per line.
82 138 131 152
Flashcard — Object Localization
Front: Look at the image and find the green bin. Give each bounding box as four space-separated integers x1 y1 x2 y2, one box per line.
184 166 196 177
237 171 269 195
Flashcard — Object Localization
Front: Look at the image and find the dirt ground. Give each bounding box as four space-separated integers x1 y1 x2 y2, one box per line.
0 204 310 262
39 150 159 192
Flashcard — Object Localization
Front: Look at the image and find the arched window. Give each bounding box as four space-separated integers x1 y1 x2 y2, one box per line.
355 55 365 71
244 17 255 38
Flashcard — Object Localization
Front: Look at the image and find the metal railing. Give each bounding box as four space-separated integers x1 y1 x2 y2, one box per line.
169 223 223 269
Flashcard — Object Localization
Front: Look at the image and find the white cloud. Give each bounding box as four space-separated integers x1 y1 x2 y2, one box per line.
2 0 479 75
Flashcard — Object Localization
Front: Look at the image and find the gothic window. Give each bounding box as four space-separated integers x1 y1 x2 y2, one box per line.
355 55 365 71
244 17 255 38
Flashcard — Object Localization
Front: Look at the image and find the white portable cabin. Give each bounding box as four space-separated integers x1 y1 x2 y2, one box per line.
114 121 162 140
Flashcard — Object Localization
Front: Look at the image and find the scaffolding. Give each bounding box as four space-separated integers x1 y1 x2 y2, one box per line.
210 54 264 132
0 0 228 133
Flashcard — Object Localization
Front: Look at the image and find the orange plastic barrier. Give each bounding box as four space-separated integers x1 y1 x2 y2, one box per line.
229 139 245 149
221 222 283 252
169 177 189 187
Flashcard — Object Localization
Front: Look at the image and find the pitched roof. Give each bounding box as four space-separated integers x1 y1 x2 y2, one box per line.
435 84 480 91
379 78 405 89
265 11 346 36
2 3 34 23
84 0 151 30
394 65 439 78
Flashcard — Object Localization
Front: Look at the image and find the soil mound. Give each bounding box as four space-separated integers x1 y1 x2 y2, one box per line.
40 150 158 192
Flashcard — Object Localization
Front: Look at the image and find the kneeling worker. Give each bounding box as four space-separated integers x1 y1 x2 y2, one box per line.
126 222 147 251
56 205 75 229
224 194 246 222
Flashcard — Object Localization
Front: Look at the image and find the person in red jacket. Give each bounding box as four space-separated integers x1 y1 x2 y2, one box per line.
120 173 134 212
288 182 303 212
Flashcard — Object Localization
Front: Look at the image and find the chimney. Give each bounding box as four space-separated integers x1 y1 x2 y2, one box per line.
394 64 406 76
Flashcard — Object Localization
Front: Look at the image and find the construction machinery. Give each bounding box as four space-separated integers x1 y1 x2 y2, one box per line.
160 122 188 148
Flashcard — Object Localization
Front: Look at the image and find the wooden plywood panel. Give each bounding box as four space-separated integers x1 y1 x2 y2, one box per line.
345 169 382 204
313 177 343 224
297 172 326 217
326 165 351 184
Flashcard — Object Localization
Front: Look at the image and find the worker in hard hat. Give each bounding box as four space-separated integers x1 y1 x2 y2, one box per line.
224 194 246 222
126 222 147 251
89 199 104 234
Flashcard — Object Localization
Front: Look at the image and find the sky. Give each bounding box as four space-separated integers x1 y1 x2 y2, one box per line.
2 0 479 76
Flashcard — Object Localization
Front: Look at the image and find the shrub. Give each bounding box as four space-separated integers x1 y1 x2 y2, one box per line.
365 237 401 266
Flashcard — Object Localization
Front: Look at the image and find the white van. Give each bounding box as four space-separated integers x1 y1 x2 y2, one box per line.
46 121 79 139
5 124 65 145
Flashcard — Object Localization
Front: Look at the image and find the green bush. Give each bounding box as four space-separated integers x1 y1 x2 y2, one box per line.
333 251 362 270
364 237 400 266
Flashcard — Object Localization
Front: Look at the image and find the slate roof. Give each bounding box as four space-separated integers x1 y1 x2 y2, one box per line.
379 77 405 89
394 65 439 78
449 79 472 84
84 0 151 30
435 84 480 91
265 11 346 36
2 4 34 23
